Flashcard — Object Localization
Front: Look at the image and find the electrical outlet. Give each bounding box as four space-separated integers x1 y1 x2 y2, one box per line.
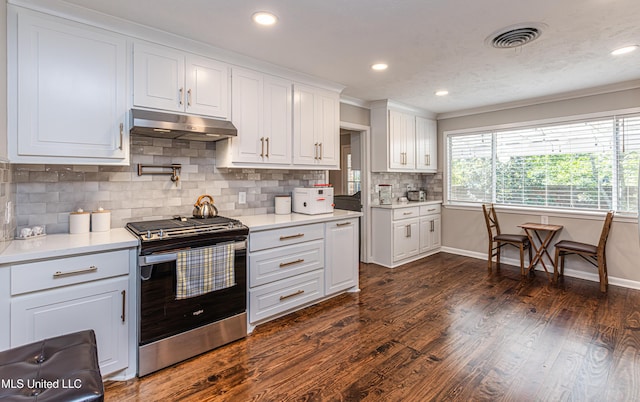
238 192 246 204
541 215 548 224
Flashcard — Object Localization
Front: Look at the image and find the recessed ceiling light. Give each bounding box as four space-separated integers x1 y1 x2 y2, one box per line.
611 45 638 55
371 63 388 71
252 11 278 26
435 90 449 96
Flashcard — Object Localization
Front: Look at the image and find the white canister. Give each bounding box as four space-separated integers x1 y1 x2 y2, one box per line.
69 209 90 234
91 207 111 232
275 195 292 215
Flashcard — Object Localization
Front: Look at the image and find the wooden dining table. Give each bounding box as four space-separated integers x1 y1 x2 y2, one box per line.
518 222 564 282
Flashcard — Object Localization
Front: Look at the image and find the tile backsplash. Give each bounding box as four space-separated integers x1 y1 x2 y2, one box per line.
14 136 325 234
370 171 443 204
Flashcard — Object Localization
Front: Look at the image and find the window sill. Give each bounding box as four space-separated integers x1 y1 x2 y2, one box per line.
443 202 638 224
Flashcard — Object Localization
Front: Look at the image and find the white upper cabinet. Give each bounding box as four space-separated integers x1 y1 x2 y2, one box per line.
216 67 292 167
293 84 340 169
416 116 438 173
371 100 437 173
388 110 416 169
8 8 129 165
133 42 230 119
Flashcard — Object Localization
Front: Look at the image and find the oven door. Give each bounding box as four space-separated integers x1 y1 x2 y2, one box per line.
138 239 246 346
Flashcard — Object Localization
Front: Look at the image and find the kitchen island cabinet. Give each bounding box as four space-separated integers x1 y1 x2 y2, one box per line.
7 7 129 165
372 201 442 268
0 229 138 380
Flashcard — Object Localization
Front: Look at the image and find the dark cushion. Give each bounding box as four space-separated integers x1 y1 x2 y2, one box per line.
0 330 104 402
555 240 598 255
494 234 529 243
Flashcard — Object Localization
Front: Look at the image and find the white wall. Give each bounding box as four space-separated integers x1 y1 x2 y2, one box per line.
437 87 640 287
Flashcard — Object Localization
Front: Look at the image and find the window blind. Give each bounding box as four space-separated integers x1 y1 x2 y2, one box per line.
447 113 640 213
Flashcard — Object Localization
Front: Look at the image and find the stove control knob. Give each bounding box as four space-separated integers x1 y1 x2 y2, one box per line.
146 230 151 240
159 229 165 238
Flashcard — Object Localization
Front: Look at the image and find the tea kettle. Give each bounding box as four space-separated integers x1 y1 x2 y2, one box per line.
193 195 218 218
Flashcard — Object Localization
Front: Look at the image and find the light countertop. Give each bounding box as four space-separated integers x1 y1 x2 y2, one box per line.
371 200 442 209
0 228 138 265
232 210 363 231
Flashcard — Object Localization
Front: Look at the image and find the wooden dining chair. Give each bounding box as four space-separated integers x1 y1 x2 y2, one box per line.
553 211 614 292
482 204 532 275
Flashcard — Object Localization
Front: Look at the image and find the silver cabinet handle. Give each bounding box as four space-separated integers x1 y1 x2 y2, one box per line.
319 142 323 160
280 233 304 241
280 289 304 301
426 154 431 166
279 259 305 268
53 266 98 278
405 224 411 237
403 212 413 215
179 88 184 105
336 221 352 227
266 137 270 158
187 89 192 106
260 137 265 157
121 290 126 323
431 220 435 232
119 123 124 150
314 143 319 160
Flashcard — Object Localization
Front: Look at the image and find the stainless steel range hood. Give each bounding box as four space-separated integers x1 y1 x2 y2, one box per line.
130 108 237 141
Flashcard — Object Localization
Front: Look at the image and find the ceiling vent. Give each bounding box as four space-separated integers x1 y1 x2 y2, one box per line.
486 23 547 49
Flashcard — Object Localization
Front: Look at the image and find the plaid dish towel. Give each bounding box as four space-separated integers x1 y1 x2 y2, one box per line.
175 243 236 300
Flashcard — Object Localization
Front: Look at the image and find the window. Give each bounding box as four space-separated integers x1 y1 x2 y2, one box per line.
447 113 640 214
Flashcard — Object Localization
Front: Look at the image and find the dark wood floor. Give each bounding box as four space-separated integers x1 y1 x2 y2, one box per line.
105 253 640 401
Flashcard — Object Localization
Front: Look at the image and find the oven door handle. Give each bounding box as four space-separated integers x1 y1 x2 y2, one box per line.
140 253 178 266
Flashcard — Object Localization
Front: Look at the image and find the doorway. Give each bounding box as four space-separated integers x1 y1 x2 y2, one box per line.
330 123 371 263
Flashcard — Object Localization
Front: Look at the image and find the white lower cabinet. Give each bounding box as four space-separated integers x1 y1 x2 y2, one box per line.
8 248 134 377
393 219 420 261
372 203 442 268
325 218 359 295
11 277 129 376
247 217 359 327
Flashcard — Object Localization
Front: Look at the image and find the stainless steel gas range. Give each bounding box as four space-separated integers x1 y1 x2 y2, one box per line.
126 216 249 376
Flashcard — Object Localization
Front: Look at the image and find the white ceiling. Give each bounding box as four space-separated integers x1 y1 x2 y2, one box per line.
61 0 640 115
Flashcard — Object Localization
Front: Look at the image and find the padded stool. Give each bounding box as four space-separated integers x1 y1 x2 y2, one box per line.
0 330 104 401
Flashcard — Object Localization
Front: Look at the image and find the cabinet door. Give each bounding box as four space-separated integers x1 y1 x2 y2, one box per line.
416 116 437 172
11 277 129 376
403 113 416 168
293 83 319 165
263 75 292 164
393 219 420 262
325 219 359 295
314 89 340 168
420 215 442 253
133 43 185 112
388 110 405 169
185 55 230 119
231 67 264 163
14 11 127 161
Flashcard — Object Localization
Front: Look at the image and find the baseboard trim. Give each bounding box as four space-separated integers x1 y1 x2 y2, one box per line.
439 247 640 291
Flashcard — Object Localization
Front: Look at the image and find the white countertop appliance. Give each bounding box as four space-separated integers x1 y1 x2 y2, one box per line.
293 187 334 215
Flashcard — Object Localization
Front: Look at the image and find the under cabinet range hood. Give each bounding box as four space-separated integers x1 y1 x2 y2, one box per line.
130 108 237 141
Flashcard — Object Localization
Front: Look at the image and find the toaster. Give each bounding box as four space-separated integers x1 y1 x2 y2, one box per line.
407 190 426 202
292 187 334 214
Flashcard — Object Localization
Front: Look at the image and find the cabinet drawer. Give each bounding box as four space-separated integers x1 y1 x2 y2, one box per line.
249 223 324 252
11 250 129 295
250 240 324 287
393 207 420 220
249 270 324 324
420 204 441 216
